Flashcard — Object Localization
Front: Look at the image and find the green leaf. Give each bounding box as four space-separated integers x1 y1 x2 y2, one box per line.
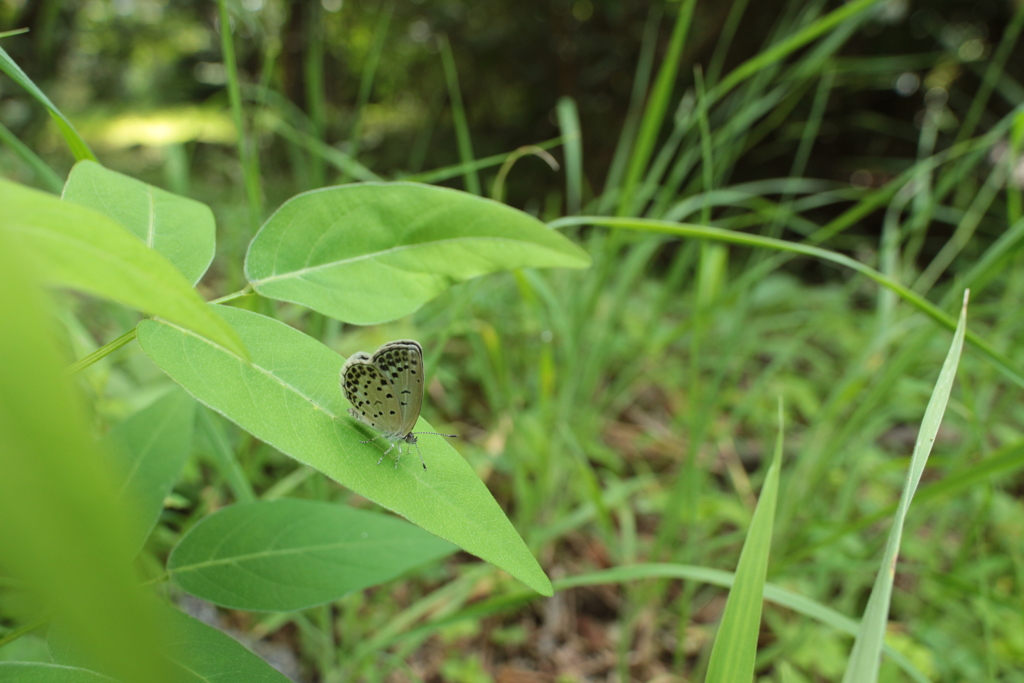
0 179 246 360
137 305 553 596
161 608 291 683
0 231 171 683
0 44 96 162
105 389 196 556
244 182 591 324
0 663 118 683
705 403 784 682
168 499 457 610
841 292 970 683
62 161 216 285
49 605 292 683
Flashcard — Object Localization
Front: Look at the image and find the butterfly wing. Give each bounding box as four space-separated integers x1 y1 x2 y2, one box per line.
340 352 405 439
371 339 425 438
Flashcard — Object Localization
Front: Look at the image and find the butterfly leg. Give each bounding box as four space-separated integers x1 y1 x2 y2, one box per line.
393 442 403 469
377 440 396 466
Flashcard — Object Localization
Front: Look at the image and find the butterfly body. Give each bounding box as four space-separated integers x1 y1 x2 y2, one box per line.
340 339 453 469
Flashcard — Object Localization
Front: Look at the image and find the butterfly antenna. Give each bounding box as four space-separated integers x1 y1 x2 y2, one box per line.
410 432 456 470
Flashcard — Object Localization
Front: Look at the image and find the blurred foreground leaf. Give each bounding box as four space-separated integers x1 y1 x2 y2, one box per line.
0 179 246 359
48 603 291 682
0 232 170 683
0 662 117 682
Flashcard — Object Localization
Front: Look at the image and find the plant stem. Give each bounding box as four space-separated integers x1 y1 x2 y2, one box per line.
66 327 138 375
0 614 50 648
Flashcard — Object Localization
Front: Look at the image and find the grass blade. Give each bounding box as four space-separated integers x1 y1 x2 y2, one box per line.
549 215 1024 389
556 96 583 214
841 291 970 683
217 0 262 226
705 402 784 682
0 119 63 192
617 0 696 216
439 34 480 195
0 43 96 162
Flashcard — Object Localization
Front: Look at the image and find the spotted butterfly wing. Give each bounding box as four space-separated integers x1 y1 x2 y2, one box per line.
341 351 408 440
342 339 452 469
369 340 425 437
341 340 425 439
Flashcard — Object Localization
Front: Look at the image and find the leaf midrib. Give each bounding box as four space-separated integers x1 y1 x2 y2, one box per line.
171 537 417 574
250 234 574 285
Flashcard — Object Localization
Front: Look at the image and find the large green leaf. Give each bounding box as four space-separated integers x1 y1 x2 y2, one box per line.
0 231 170 683
168 499 457 610
244 182 591 324
0 179 246 360
62 161 216 285
160 608 291 683
105 389 196 556
137 305 553 596
0 663 118 683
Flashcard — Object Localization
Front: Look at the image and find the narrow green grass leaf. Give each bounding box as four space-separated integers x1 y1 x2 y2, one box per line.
550 216 1024 389
347 2 393 171
0 179 247 360
841 291 970 683
617 0 695 216
0 44 96 162
791 437 1024 564
439 35 480 195
0 232 170 683
399 137 561 185
0 119 64 193
217 0 262 226
0 663 118 683
490 146 560 204
556 97 583 215
168 499 457 610
245 182 591 324
598 5 661 214
136 305 553 596
62 161 216 285
105 389 196 556
265 114 383 182
705 404 784 682
709 0 881 104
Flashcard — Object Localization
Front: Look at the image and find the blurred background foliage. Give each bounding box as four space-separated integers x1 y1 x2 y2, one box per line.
2 0 1019 224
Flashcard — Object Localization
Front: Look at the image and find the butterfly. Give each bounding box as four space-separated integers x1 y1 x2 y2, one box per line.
340 339 455 469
